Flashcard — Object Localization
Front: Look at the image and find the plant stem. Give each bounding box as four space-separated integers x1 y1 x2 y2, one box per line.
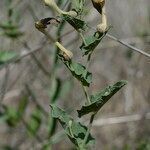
82 85 91 104
106 33 150 58
86 52 92 69
81 113 96 149
79 31 87 46
88 25 150 58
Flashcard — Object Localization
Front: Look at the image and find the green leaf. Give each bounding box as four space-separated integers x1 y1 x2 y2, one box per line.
1 145 16 150
77 80 127 117
59 55 92 86
41 144 52 150
0 22 18 30
62 14 87 31
5 0 12 7
27 107 42 136
5 95 28 127
0 51 17 65
17 95 28 119
50 104 95 147
0 108 8 123
80 30 108 56
137 139 150 150
4 29 23 39
5 107 18 127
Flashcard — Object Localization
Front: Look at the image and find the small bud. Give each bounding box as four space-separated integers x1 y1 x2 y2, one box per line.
63 10 77 17
97 22 107 33
55 42 73 60
68 120 74 138
69 120 73 127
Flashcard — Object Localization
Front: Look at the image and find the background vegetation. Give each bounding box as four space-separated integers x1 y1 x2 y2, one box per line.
0 0 149 149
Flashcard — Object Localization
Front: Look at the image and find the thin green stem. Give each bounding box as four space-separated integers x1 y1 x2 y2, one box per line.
79 31 87 46
86 52 92 69
81 113 96 149
82 85 91 104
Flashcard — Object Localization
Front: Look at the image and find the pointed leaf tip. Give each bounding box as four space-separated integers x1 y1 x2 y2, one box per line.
77 80 127 117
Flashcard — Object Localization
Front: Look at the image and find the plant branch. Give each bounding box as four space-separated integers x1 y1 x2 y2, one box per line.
106 33 150 58
79 30 87 46
88 25 150 58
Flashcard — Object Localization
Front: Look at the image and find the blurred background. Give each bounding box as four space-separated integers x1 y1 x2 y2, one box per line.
0 0 150 149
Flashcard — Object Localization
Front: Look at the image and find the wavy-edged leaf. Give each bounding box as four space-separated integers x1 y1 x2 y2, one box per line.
62 14 87 31
80 30 108 56
50 104 95 147
77 80 127 117
59 55 92 86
